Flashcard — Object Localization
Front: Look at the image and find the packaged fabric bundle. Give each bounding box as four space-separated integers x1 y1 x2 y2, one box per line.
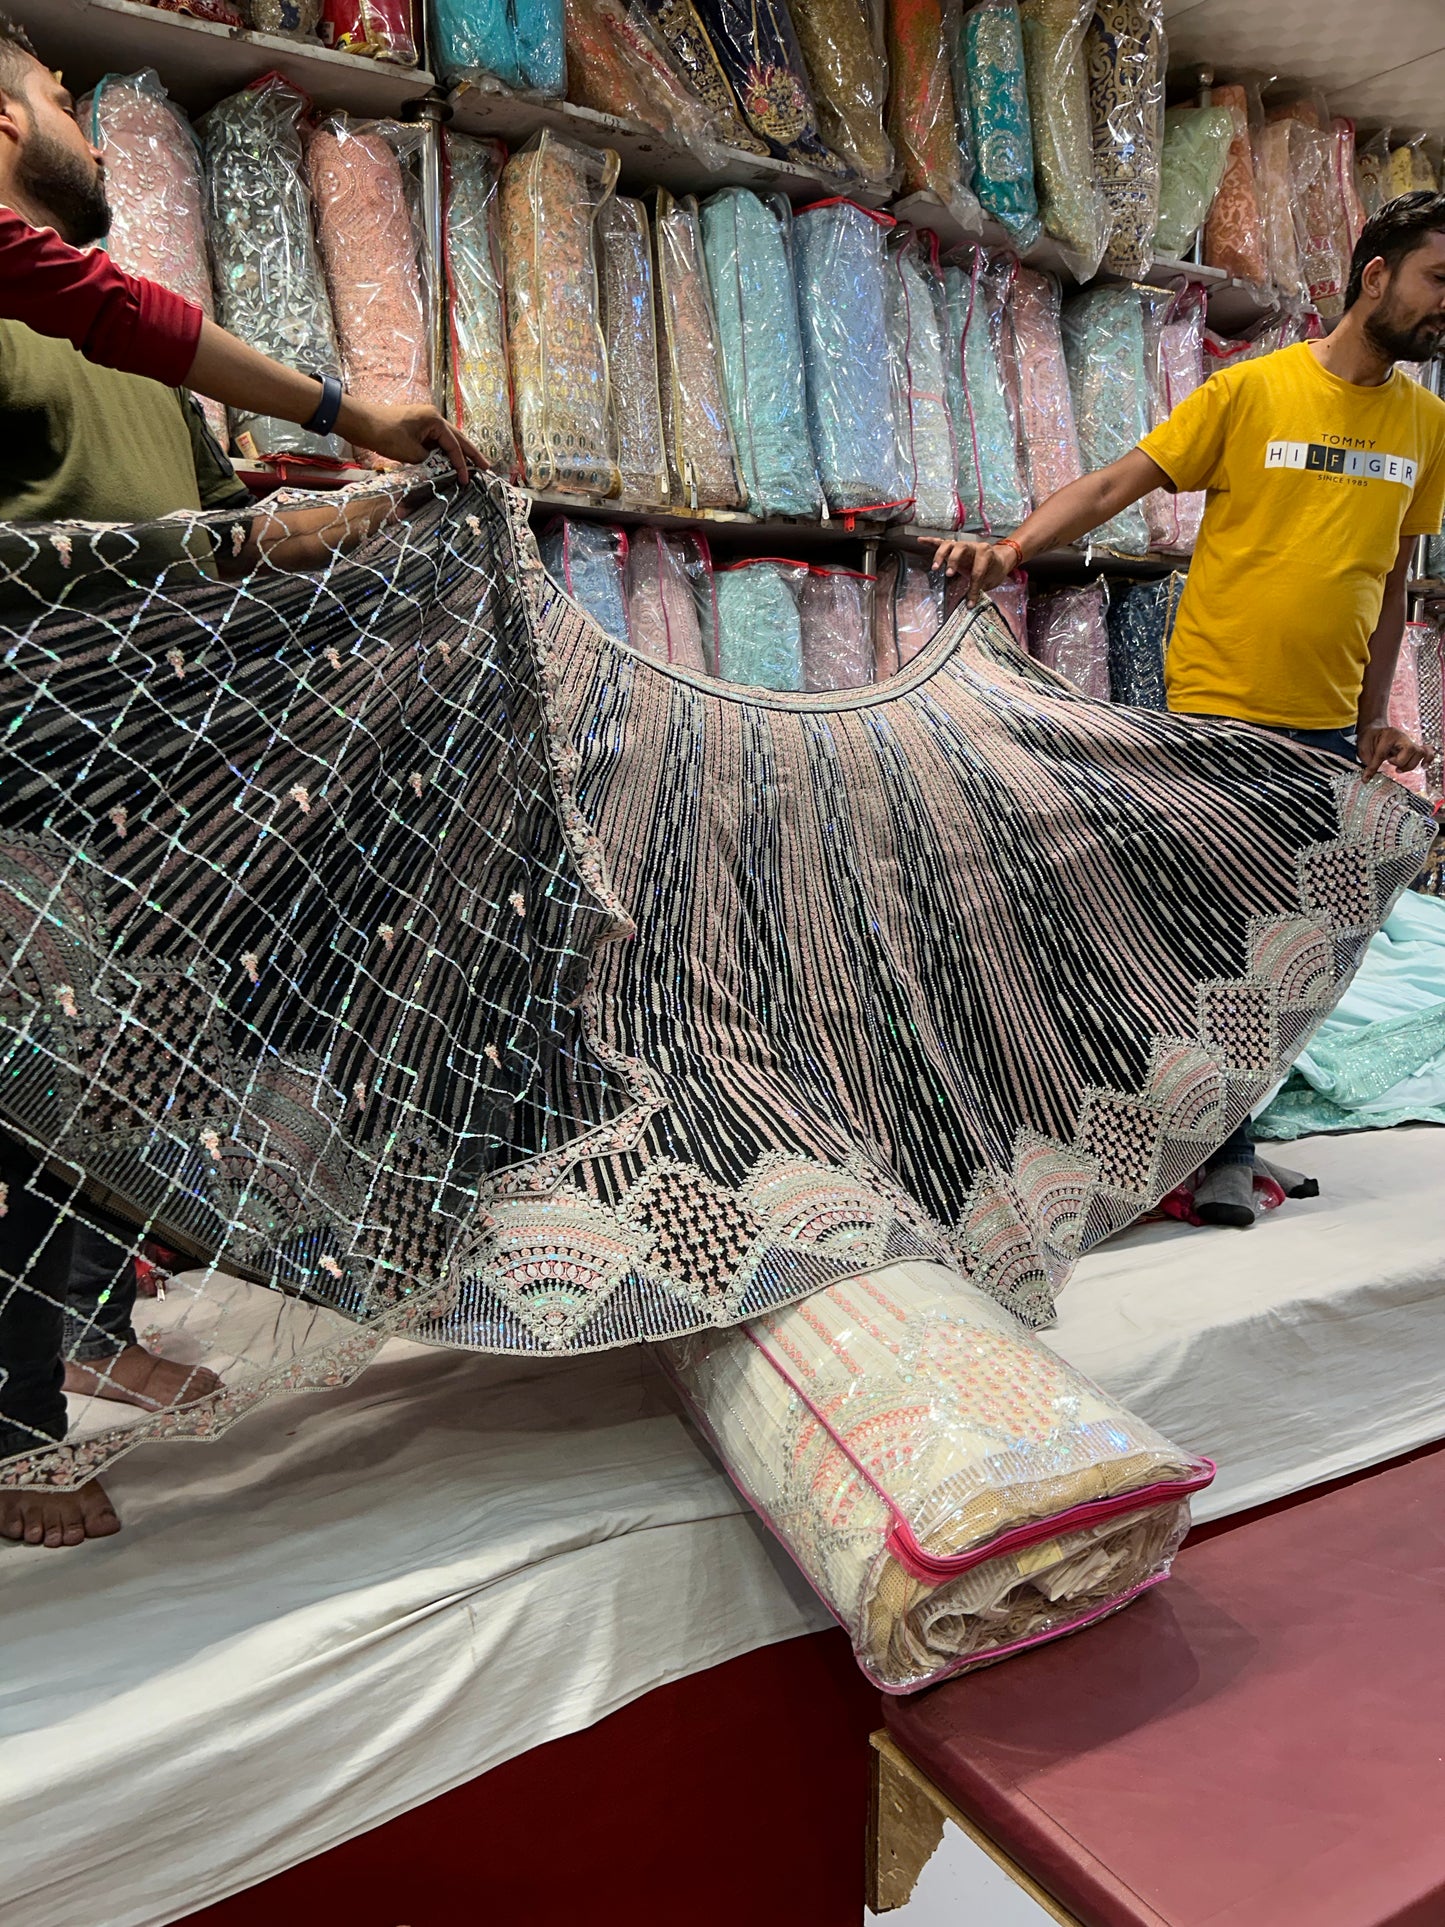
201 78 346 461
700 189 821 519
989 573 1029 648
1253 114 1307 301
713 559 803 688
1062 285 1151 554
653 191 745 511
625 527 715 672
432 0 565 95
1202 83 1269 286
960 0 1040 245
443 133 517 477
151 0 243 20
1107 571 1184 708
661 1262 1212 1691
1331 119 1367 256
1390 135 1439 196
1155 103 1235 260
1085 0 1165 279
320 0 420 62
793 200 911 518
540 517 632 640
85 70 224 445
691 0 843 171
1355 129 1390 221
798 565 874 690
308 116 432 449
1269 96 1350 318
1005 267 1082 507
885 235 961 532
1385 623 1431 798
562 0 731 166
501 132 620 498
597 197 670 508
1018 0 1108 282
1142 288 1205 553
634 0 771 156
942 254 1030 532
1028 582 1110 700
873 552 944 677
248 0 322 34
787 0 895 187
888 0 980 227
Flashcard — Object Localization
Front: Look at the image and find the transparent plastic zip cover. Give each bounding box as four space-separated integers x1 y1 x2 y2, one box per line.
794 201 910 517
1062 285 1151 555
1019 0 1108 281
1085 0 1165 280
1356 129 1390 221
797 565 874 690
1005 266 1082 506
249 0 322 36
691 0 844 173
1268 97 1349 320
501 131 620 497
885 237 960 532
625 527 713 672
1142 289 1205 553
1155 104 1235 260
539 516 632 640
443 132 517 477
1390 135 1439 196
888 0 980 228
308 115 433 456
85 70 226 447
942 253 1029 532
433 0 564 93
988 574 1028 648
1107 572 1183 708
201 78 347 460
961 0 1039 246
653 191 745 511
660 1262 1210 1691
787 0 895 187
597 196 670 508
872 553 944 677
1028 582 1110 700
700 190 821 519
1202 83 1269 286
634 0 771 157
319 0 420 64
1253 116 1306 302
714 560 804 689
562 0 734 169
1332 119 1367 256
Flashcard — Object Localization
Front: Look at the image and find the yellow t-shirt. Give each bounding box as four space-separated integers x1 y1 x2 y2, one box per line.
1137 342 1445 730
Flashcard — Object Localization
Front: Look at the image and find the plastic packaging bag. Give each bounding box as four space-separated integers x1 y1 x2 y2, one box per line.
989 573 1028 648
787 0 894 187
691 0 843 171
653 191 745 511
794 200 910 517
540 516 632 639
1027 582 1110 699
1005 267 1082 507
153 0 244 21
713 559 803 688
432 0 565 95
700 189 822 519
660 1262 1211 1691
85 70 225 446
634 0 771 155
1019 0 1108 281
320 0 420 63
1355 129 1390 221
1269 97 1350 319
1202 83 1269 286
1253 114 1306 300
597 196 670 508
1155 103 1235 260
1062 286 1151 554
1106 571 1184 707
888 0 979 226
562 0 731 165
1085 0 1165 279
885 235 961 532
201 79 346 461
248 0 322 35
1391 135 1439 196
961 0 1040 244
1142 287 1205 552
626 527 714 672
873 552 944 676
798 564 874 689
942 252 1030 531
308 116 432 446
501 132 620 497
443 132 517 477
1331 118 1367 256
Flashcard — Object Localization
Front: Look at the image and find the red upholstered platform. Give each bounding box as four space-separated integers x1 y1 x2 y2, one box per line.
884 1442 1445 1927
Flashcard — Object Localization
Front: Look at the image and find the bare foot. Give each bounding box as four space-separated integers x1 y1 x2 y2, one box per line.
64 1344 222 1414
0 1479 121 1548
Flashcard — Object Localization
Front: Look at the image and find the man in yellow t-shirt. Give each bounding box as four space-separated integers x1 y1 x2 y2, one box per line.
923 191 1445 1225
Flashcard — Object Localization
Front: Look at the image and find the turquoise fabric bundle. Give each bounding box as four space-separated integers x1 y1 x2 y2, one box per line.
793 200 909 515
539 519 631 641
432 0 564 95
714 563 804 690
700 189 821 520
1062 285 1152 553
942 259 1029 531
960 0 1040 245
886 244 960 532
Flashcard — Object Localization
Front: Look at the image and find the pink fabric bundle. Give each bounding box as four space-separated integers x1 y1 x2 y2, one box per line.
798 566 874 691
308 116 432 434
988 575 1029 650
1144 291 1206 553
1027 583 1110 701
625 528 713 673
1389 623 1434 797
874 554 945 677
1006 269 1083 504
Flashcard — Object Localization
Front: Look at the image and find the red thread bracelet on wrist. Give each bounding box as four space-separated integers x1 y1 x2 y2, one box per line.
994 537 1024 573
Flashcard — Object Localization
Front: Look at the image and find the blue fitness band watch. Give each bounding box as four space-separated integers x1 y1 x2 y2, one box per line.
303 372 345 438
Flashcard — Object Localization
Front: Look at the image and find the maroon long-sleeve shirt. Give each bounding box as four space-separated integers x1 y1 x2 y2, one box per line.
2 203 203 386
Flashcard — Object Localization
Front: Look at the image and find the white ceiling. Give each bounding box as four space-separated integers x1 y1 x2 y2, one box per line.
1162 0 1445 139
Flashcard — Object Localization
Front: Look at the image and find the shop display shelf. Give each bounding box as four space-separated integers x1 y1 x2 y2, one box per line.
7 0 437 116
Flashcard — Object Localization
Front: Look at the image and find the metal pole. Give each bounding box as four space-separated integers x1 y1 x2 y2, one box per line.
405 88 452 411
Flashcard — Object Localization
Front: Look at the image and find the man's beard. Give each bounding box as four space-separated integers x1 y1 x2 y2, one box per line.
1363 297 1445 366
14 127 111 246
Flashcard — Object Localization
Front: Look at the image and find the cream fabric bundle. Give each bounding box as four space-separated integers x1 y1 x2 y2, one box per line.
662 1261 1210 1690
